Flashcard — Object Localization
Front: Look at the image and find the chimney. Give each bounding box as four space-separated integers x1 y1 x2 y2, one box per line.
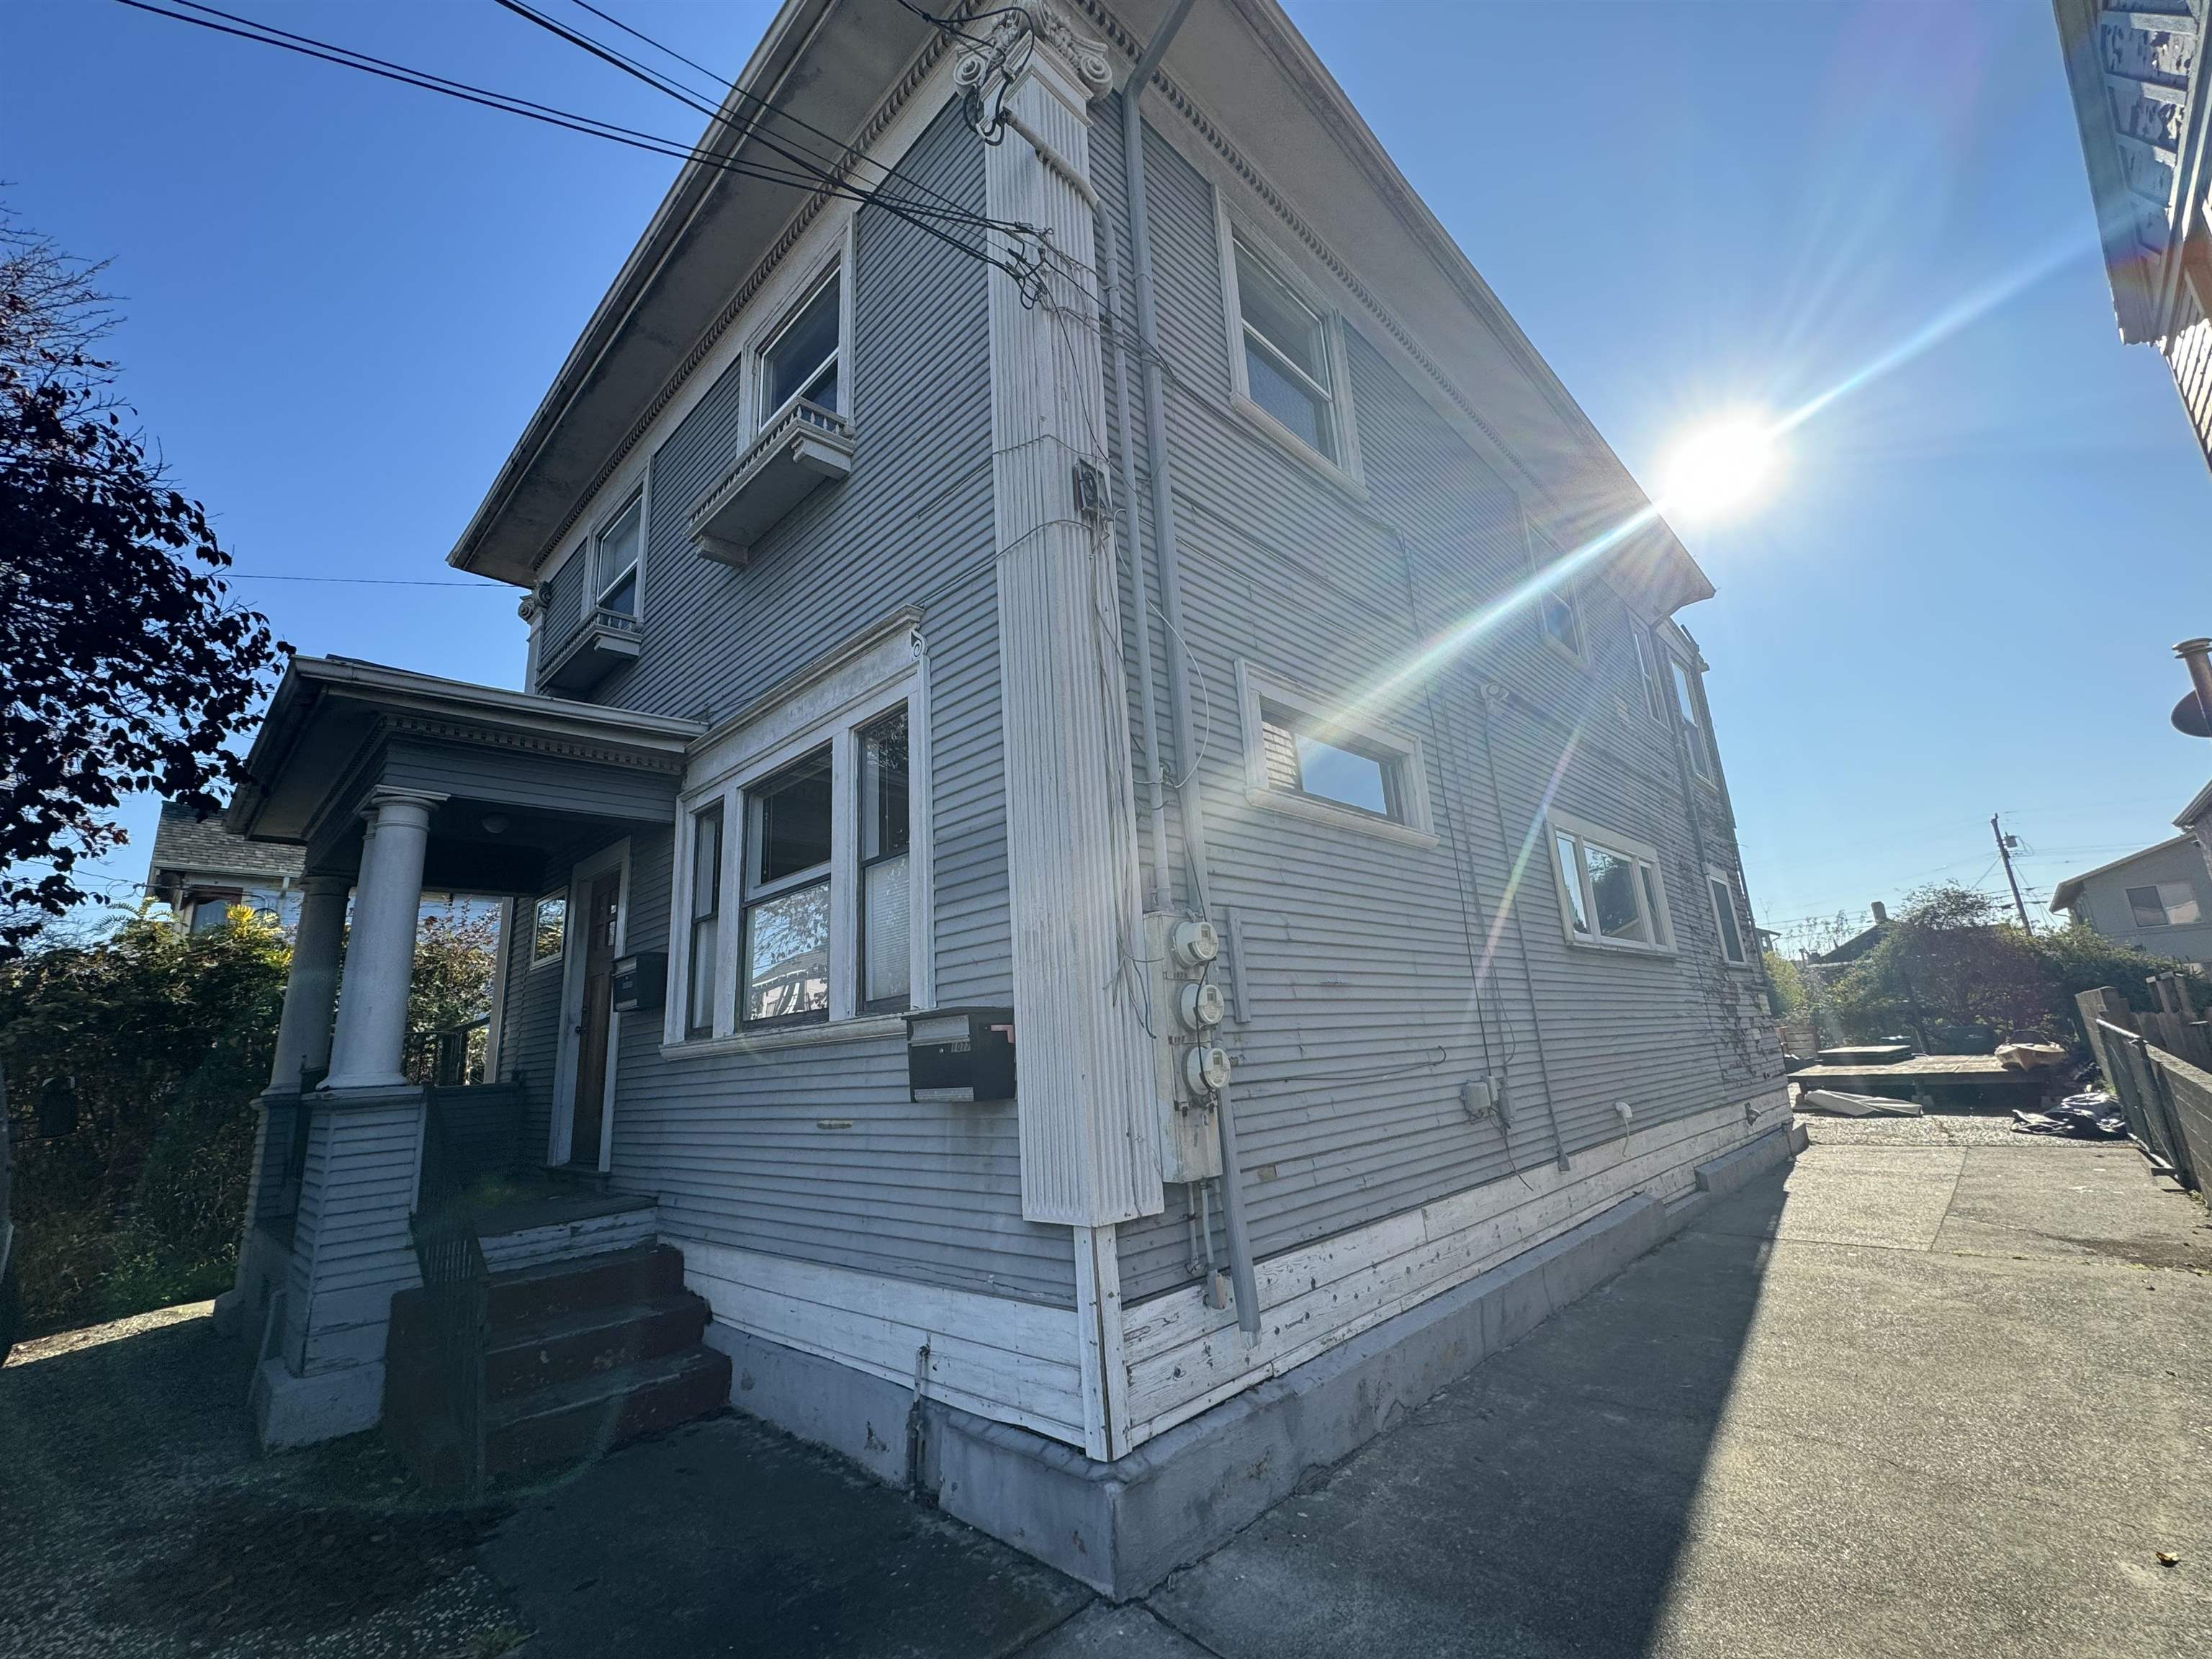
1871 901 1889 925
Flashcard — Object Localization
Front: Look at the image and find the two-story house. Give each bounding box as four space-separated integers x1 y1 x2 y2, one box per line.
2056 833 2212 966
215 0 1790 1596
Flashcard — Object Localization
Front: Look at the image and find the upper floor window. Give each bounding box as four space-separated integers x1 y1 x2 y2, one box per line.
1632 628 1667 721
2128 881 2203 928
1236 660 1434 844
1527 522 1584 662
1669 653 1715 779
593 492 642 617
1550 811 1674 956
761 271 842 421
1707 866 1750 965
1232 235 1339 463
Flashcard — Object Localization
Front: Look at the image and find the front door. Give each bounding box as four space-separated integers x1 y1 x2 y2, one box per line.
567 869 621 1169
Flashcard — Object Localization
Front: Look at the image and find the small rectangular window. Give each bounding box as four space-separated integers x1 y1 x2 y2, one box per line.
1709 872 1748 965
858 706 912 1012
763 273 841 420
1527 524 1583 662
742 747 832 1025
594 493 642 616
1259 702 1401 822
531 895 568 967
685 804 723 1038
1551 816 1673 956
1233 235 1339 463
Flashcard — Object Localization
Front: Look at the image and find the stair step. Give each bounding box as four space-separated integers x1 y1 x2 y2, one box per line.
485 1346 732 1478
482 1292 710 1400
484 1241 685 1326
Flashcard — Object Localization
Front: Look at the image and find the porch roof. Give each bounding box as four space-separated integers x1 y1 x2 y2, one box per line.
227 657 704 893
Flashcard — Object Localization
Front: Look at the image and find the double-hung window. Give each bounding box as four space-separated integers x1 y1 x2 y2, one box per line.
1551 811 1673 956
593 492 642 617
1632 628 1667 721
1527 521 1584 662
1220 214 1358 479
1669 654 1715 779
683 805 723 1037
858 706 912 1012
760 271 842 421
740 747 835 1027
668 624 928 1045
1707 866 1750 966
2127 881 2203 928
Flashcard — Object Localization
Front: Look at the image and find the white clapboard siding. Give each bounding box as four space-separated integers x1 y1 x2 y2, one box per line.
1119 1092 1787 1445
682 1241 1087 1448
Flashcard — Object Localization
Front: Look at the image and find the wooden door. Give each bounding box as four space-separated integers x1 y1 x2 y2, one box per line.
567 870 621 1169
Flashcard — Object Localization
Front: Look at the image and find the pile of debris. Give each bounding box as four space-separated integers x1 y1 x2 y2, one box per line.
2010 1090 2128 1140
1797 1089 1923 1118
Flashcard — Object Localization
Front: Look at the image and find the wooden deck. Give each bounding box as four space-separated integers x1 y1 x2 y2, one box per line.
1791 1054 2064 1108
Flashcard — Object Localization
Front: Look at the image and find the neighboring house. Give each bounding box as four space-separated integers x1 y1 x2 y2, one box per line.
212 0 1789 1593
2051 835 2212 964
145 800 305 931
1813 900 1889 966
2051 3 2212 472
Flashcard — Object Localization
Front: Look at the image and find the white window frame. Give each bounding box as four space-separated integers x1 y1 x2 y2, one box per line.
1524 515 1586 667
1549 809 1676 957
751 228 856 433
665 621 932 1050
1707 863 1751 967
529 892 569 970
1215 190 1364 493
1236 660 1436 848
1631 625 1667 722
590 487 645 616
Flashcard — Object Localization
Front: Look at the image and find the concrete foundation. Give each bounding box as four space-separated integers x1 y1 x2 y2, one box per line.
719 1124 1802 1599
251 1353 388 1447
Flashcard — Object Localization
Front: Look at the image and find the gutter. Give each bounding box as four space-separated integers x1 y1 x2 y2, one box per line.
1121 0 1259 1335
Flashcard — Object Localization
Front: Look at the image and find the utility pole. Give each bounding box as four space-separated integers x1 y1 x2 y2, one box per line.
1991 813 2033 933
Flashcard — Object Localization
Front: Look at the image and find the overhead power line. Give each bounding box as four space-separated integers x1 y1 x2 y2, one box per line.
109 0 1038 287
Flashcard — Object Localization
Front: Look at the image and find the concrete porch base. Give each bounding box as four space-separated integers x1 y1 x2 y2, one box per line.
252 1354 387 1448
720 1123 1800 1599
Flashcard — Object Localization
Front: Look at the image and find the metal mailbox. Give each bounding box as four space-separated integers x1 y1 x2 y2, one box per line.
904 1006 1015 1103
611 950 667 1015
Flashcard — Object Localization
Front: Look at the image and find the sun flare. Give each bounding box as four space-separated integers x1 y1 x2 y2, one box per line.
1658 415 1784 520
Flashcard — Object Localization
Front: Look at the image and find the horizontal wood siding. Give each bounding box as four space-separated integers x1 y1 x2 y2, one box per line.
383 737 680 824
500 103 1051 1306
1098 112 1782 1304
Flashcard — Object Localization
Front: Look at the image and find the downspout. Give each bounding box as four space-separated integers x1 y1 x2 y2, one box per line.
1121 0 1259 1334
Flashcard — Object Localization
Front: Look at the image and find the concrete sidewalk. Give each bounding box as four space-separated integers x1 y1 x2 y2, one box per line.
6 1121 2207 1658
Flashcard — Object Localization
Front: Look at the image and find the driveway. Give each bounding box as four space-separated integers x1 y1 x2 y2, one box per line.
5 1118 2208 1658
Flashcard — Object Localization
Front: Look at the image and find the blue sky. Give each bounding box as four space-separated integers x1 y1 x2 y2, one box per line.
7 0 2208 948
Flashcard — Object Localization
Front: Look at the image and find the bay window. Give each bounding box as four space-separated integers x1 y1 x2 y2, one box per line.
1550 811 1674 956
665 624 929 1046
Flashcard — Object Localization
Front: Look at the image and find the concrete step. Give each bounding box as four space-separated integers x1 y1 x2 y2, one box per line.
483 1242 685 1326
485 1346 732 1479
483 1292 710 1401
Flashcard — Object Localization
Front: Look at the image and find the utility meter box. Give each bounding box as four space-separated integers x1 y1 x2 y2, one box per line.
610 951 667 1014
905 1007 1016 1103
1143 912 1225 1184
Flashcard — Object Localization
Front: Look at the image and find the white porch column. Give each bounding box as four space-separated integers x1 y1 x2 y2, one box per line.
967 6 1161 1232
323 788 445 1091
270 873 351 1090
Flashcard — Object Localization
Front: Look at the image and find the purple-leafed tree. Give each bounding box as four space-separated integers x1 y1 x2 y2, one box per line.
0 212 287 956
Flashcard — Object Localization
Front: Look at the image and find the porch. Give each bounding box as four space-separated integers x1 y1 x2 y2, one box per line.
214 656 706 1448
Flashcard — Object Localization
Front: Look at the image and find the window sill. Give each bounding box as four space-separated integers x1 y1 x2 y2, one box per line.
1245 786 1438 849
1229 394 1367 503
1563 933 1678 961
660 1010 907 1058
529 956 564 973
1538 631 1588 673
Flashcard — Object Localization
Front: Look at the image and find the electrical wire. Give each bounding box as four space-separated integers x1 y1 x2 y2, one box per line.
109 1 1038 290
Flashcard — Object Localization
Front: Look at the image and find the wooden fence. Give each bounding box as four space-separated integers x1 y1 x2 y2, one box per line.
2078 977 2212 1195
